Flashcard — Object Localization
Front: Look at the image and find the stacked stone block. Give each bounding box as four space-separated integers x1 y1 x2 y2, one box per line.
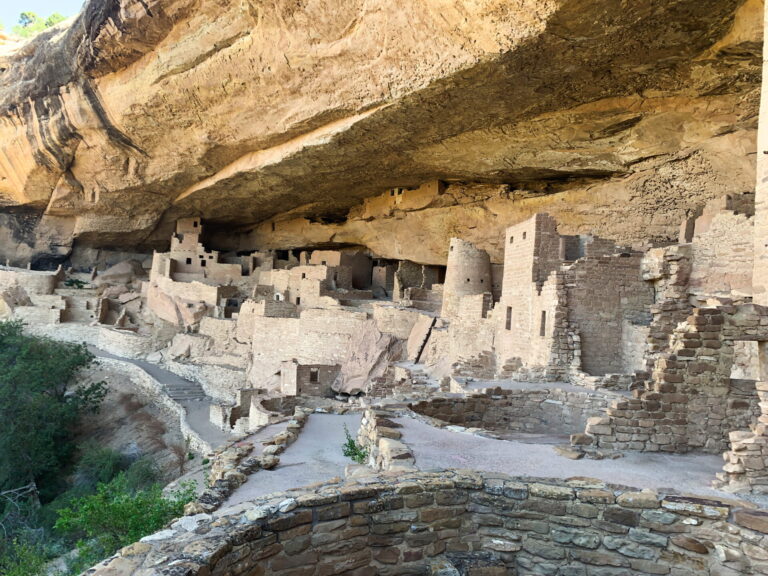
88 471 768 576
577 308 761 455
358 408 416 472
716 380 768 493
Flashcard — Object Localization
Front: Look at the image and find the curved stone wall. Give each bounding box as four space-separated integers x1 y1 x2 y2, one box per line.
441 238 492 319
89 470 768 576
410 387 618 436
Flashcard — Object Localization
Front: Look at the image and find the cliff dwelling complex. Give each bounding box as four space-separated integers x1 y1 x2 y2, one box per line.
2 0 768 574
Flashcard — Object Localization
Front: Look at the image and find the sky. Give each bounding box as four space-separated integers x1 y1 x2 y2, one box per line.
0 0 84 32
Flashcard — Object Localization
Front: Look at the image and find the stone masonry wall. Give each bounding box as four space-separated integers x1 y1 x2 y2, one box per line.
411 387 618 436
580 307 765 454
248 308 369 388
88 470 768 576
688 209 754 297
565 253 653 376
357 408 416 472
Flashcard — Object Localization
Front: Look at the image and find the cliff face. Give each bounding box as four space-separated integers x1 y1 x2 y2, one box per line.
0 0 762 265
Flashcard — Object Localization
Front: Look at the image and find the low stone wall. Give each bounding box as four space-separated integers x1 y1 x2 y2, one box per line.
189 409 312 513
410 386 618 436
163 359 247 402
357 407 416 472
87 470 768 576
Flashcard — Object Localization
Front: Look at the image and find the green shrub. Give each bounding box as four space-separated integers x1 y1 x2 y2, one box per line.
0 320 105 500
55 474 196 568
123 458 160 492
74 444 129 490
63 278 87 289
341 424 368 464
0 538 47 576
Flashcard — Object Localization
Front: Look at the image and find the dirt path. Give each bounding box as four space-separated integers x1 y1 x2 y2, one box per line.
222 413 361 508
397 416 736 499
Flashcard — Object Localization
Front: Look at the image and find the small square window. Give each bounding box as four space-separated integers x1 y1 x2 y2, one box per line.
193 221 198 228
309 368 319 383
186 258 192 265
523 232 527 240
302 273 306 279
509 236 514 244
201 260 206 267
321 261 327 266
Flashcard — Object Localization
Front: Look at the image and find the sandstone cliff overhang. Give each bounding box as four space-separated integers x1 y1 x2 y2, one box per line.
0 0 762 260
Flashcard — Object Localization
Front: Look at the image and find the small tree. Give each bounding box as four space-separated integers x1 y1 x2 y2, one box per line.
44 13 66 28
17 12 38 28
0 321 106 500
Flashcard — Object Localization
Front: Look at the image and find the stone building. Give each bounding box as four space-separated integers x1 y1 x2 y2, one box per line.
494 213 653 381
440 238 492 319
280 360 340 397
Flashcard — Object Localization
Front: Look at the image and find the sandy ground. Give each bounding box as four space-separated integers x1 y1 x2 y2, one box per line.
396 416 743 500
222 413 361 507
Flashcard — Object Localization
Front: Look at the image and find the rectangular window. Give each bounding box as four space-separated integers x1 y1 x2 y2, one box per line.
296 297 301 306
309 368 319 383
186 258 192 265
505 307 512 330
540 311 547 337
201 260 206 267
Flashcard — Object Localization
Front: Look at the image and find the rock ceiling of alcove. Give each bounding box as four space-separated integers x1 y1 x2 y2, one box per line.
0 0 761 250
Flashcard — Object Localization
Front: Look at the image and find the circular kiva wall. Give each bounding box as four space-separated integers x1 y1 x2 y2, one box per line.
91 471 768 576
410 388 614 435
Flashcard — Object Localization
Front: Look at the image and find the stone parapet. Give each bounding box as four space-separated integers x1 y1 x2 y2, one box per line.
87 470 768 576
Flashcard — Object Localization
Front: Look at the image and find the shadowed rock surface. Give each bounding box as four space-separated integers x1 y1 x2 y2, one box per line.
0 0 762 264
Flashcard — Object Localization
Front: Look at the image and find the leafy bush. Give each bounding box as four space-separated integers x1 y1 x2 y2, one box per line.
64 278 87 289
0 538 47 576
341 424 368 464
73 444 129 491
0 320 105 500
55 474 196 570
123 458 160 492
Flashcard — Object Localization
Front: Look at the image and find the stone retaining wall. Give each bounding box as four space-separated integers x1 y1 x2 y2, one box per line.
26 322 166 359
410 387 619 436
87 470 768 576
95 357 212 454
